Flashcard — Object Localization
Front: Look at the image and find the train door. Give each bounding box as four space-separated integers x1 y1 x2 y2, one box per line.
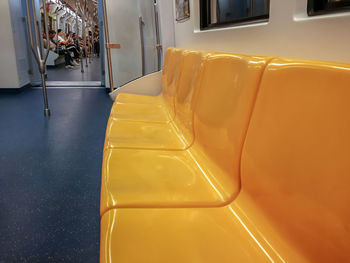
44 0 103 87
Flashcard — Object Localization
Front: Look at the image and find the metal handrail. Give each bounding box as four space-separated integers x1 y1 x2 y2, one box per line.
139 16 145 76
101 0 115 92
154 1 162 72
25 0 51 116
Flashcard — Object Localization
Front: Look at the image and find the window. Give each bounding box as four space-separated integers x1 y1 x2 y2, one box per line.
200 0 270 30
308 0 350 16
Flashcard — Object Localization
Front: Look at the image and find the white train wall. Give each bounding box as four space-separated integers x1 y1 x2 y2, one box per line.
172 0 350 63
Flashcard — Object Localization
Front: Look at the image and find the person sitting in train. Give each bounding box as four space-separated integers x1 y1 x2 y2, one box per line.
48 30 77 69
57 30 80 64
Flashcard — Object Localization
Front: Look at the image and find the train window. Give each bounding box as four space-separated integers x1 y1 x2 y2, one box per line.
308 0 350 16
200 0 270 30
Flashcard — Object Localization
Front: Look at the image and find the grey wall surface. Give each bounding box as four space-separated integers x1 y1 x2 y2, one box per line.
1 0 41 89
158 0 175 68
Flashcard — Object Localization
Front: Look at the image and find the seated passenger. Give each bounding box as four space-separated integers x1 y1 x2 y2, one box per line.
57 29 80 66
66 31 80 61
48 30 77 69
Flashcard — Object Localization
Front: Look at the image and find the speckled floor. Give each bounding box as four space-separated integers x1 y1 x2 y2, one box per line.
0 88 113 262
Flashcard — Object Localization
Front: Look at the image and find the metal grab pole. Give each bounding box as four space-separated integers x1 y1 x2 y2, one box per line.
101 0 115 92
89 24 92 64
154 1 162 71
25 0 51 116
83 20 88 69
250 0 254 16
139 17 145 76
77 0 84 73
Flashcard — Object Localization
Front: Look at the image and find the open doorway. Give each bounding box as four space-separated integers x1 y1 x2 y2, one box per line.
44 0 104 87
27 0 162 89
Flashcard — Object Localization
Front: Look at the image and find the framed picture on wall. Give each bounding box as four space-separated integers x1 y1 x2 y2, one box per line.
175 0 190 21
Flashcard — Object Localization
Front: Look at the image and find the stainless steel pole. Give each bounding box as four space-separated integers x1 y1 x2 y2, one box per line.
101 0 115 92
31 0 42 59
41 0 50 116
83 0 88 68
154 1 162 71
250 0 254 16
25 0 51 116
139 17 145 76
77 0 84 73
82 20 86 72
25 0 40 65
89 24 92 64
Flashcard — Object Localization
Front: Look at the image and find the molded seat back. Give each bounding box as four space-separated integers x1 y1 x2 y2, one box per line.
173 50 209 146
241 58 350 263
161 48 183 118
192 54 270 197
160 48 172 88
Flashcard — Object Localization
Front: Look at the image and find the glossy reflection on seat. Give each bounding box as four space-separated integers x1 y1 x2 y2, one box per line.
101 53 270 212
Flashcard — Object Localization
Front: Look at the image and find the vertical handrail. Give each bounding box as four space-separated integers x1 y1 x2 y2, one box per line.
250 0 255 16
77 0 85 73
139 17 145 76
84 0 88 68
154 1 162 71
101 0 115 92
25 0 51 116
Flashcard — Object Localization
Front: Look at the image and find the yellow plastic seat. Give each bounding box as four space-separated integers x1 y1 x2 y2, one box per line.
104 50 207 150
100 58 350 263
109 103 171 123
109 48 182 123
100 54 270 213
100 201 307 263
115 92 164 106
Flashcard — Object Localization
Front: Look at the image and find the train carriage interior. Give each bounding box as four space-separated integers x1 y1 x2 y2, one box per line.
0 0 350 262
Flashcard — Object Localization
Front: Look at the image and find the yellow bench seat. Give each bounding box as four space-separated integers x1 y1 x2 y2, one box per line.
104 118 189 150
100 145 236 214
109 102 172 123
101 57 350 263
100 193 307 263
101 53 270 213
115 93 163 105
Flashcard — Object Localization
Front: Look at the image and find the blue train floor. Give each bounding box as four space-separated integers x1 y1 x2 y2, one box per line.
0 88 113 262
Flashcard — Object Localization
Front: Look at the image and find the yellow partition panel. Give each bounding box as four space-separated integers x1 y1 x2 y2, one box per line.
100 200 307 263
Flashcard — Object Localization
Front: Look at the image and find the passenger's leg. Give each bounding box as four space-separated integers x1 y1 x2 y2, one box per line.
59 49 75 68
95 42 100 57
